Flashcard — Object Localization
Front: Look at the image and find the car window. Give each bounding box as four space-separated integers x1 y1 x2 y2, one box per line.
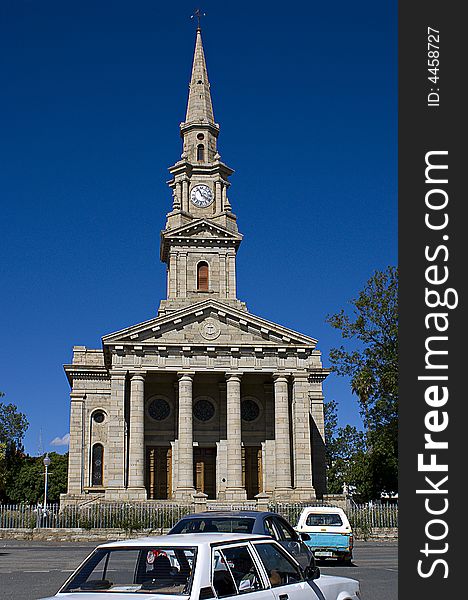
172 518 255 534
253 542 303 588
213 550 237 598
213 546 264 596
263 517 278 539
273 518 298 542
61 547 196 594
305 513 343 527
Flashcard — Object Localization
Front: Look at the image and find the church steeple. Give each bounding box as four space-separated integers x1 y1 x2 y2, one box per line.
159 26 244 314
164 26 237 231
185 28 215 124
179 26 220 166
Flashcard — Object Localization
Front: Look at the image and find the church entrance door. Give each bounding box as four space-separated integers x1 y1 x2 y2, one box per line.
193 447 216 499
243 446 263 499
146 446 172 500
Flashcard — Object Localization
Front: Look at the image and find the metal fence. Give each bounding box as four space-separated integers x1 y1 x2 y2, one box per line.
269 501 398 529
0 503 192 530
347 504 398 529
0 502 398 531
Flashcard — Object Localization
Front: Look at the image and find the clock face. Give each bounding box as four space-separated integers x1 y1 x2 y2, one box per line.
190 184 214 208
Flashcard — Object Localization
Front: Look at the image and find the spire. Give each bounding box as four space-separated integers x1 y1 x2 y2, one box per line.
185 28 214 124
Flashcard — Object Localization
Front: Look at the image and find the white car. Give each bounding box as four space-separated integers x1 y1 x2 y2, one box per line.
38 533 361 600
296 507 353 564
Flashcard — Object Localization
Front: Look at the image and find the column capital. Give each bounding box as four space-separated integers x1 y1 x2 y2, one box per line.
273 373 290 383
291 371 309 381
70 391 86 401
110 370 127 380
177 371 195 381
131 371 146 382
225 372 243 382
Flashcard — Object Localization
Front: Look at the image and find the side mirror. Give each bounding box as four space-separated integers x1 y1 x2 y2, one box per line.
304 565 320 580
300 532 310 542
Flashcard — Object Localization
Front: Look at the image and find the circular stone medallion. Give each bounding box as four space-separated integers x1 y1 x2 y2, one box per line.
193 398 215 422
241 398 260 422
148 398 171 421
200 318 221 340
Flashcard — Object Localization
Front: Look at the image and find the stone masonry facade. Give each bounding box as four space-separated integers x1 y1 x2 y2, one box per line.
62 28 329 506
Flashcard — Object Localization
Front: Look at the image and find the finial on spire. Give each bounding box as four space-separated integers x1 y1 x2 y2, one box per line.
190 8 206 30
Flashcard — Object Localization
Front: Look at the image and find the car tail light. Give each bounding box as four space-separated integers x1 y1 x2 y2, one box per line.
349 535 354 549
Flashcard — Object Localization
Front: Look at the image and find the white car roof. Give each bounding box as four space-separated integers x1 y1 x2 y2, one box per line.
98 533 270 549
301 506 346 513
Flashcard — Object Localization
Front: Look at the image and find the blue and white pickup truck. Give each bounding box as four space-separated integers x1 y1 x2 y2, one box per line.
295 506 353 565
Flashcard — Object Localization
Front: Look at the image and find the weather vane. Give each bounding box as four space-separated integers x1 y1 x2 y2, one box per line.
191 8 206 28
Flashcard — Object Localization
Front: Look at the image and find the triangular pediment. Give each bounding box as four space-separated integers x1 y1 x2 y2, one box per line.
163 219 242 241
102 299 317 350
160 220 243 261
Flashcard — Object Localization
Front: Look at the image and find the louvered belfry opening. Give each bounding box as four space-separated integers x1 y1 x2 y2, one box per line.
197 261 209 291
197 144 205 162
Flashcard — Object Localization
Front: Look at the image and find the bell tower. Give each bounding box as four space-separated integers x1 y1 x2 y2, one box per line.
159 27 245 315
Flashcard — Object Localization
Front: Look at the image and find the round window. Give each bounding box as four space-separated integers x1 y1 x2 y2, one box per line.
148 398 171 421
93 411 105 424
197 133 205 140
193 398 215 422
241 399 260 422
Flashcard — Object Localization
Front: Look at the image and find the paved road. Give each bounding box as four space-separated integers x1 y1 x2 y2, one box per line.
0 539 397 600
319 542 397 600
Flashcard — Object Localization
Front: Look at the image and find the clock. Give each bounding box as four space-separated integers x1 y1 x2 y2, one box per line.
190 184 214 208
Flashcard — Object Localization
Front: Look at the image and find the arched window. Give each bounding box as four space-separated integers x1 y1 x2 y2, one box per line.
91 444 104 487
197 262 209 291
197 144 205 162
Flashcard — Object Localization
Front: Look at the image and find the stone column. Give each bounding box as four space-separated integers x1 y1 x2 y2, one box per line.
182 179 189 213
225 373 247 500
168 252 177 298
310 383 327 498
127 372 147 499
215 181 222 213
67 392 85 495
180 252 187 298
227 251 236 299
174 372 195 499
219 250 227 299
291 372 315 500
105 372 127 499
273 374 293 495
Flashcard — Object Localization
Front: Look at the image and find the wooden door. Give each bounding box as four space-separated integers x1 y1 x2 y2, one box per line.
193 447 216 499
243 446 263 499
146 447 171 499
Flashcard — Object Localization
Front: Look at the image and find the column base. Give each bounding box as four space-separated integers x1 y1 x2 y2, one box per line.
104 487 147 501
290 487 317 502
125 487 148 501
173 487 196 502
272 487 294 501
104 487 127 501
224 487 247 501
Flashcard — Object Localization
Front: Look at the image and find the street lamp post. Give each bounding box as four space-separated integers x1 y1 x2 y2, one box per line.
43 453 51 525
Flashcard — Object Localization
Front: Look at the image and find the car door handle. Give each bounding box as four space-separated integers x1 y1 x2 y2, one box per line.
279 595 288 600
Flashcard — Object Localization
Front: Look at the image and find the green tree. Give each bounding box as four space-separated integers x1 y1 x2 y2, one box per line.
326 266 398 499
324 399 368 497
0 392 29 501
0 392 29 448
5 452 68 504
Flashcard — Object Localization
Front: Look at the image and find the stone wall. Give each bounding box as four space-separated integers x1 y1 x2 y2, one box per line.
0 527 398 542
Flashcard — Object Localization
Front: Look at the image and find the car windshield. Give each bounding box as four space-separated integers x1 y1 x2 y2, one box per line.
171 517 255 534
305 513 344 526
61 546 196 594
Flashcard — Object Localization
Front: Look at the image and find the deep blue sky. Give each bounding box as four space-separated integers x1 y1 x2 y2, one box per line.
0 1 397 455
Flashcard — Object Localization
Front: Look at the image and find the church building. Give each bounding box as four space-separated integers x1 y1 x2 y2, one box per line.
63 28 329 504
